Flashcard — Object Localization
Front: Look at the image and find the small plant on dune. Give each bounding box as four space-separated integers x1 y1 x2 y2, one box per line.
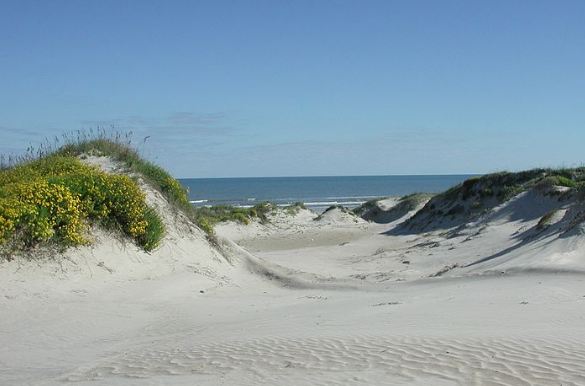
536 209 558 230
139 207 165 251
285 202 306 216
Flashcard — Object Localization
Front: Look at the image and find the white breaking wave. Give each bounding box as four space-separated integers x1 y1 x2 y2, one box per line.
304 201 366 207
189 199 208 204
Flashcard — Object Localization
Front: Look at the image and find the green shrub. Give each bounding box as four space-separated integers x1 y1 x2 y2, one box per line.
554 176 576 188
0 155 164 252
139 208 165 251
191 201 278 230
58 139 190 211
537 209 558 230
352 198 383 216
196 217 215 236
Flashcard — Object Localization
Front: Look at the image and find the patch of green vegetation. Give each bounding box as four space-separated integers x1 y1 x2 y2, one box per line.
58 139 190 211
352 197 384 216
192 202 277 229
435 168 585 206
0 154 164 254
139 207 165 251
353 194 433 222
399 193 434 210
314 204 355 221
285 202 306 215
536 209 558 230
404 167 585 231
538 175 577 189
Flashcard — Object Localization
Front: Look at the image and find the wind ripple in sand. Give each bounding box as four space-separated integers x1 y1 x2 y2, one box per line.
63 336 585 385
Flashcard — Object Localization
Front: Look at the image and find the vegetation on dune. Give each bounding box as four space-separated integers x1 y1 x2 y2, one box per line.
49 131 307 238
0 130 315 249
192 202 277 228
352 198 383 217
0 154 164 253
399 193 434 208
353 193 433 223
57 138 190 211
285 202 306 215
536 209 559 230
191 202 309 233
404 167 585 231
314 204 356 221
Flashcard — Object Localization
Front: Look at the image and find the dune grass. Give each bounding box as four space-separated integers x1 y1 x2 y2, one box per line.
353 193 432 217
398 193 434 209
404 167 585 230
352 193 433 223
192 202 277 228
352 197 383 216
314 204 356 221
191 202 310 234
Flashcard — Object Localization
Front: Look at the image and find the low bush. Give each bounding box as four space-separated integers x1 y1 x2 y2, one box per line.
0 155 164 252
58 139 190 211
536 209 558 230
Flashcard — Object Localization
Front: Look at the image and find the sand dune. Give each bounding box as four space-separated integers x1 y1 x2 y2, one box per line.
2 164 585 385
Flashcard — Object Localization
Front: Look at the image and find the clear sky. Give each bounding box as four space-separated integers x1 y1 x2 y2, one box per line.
1 0 584 178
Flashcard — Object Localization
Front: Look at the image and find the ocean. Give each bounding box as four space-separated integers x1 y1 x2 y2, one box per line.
179 175 474 213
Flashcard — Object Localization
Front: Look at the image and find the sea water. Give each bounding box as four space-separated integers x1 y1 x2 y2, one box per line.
180 175 473 213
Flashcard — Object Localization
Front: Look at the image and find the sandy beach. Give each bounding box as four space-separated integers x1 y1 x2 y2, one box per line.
3 2 584 384
2 170 585 386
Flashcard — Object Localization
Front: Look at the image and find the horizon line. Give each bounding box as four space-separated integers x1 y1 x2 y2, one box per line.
178 173 480 179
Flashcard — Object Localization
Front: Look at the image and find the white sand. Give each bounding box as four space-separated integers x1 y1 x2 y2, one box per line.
2 163 585 385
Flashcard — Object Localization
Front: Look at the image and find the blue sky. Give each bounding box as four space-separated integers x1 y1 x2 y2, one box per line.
1 0 584 177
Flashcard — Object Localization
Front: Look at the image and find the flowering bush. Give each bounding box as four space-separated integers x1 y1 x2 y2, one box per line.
0 155 163 251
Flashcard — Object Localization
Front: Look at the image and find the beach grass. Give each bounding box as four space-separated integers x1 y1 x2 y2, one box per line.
405 167 585 230
192 202 277 228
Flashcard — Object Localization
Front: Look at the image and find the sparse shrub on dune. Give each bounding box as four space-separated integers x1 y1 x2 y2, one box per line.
285 202 306 216
536 209 558 230
354 193 433 223
352 198 381 216
192 202 279 229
